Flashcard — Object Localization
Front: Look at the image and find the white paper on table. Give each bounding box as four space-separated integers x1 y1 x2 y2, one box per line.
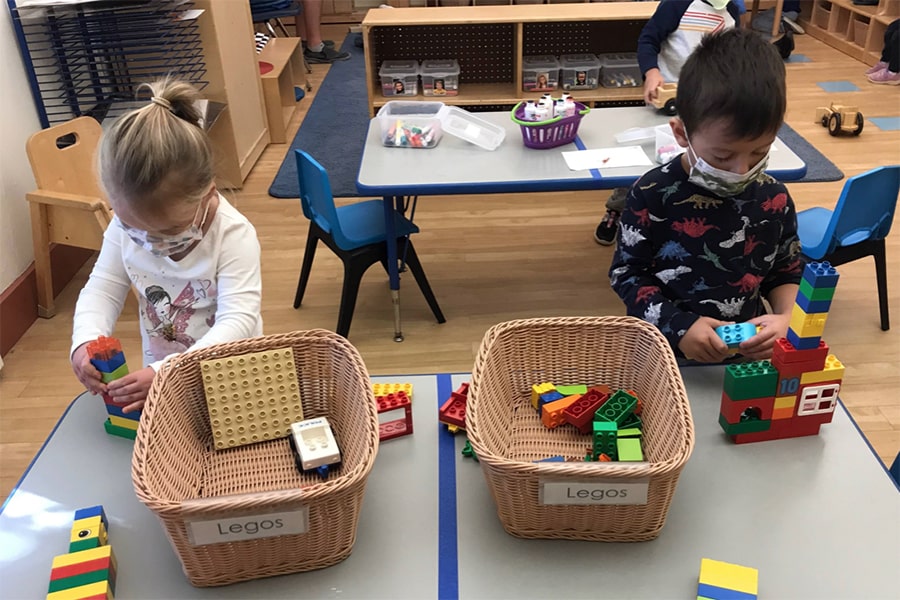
562 146 653 171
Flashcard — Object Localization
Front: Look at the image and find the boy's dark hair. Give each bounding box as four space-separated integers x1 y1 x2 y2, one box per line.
676 28 786 140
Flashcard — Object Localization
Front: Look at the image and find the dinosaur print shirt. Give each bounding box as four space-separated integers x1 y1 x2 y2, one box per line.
608 157 802 355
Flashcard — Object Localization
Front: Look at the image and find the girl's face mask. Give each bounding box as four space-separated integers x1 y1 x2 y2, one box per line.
685 134 770 197
120 198 210 258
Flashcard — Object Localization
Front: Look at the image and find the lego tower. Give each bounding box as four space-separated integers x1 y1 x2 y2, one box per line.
47 505 117 599
719 262 844 444
87 336 140 440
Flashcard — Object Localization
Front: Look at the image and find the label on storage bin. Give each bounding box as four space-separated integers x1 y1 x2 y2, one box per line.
186 507 309 546
540 478 649 505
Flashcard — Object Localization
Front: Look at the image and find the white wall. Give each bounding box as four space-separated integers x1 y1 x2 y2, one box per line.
0 6 42 292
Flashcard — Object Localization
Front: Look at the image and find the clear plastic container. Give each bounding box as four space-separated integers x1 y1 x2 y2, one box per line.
599 52 641 88
421 59 460 97
655 123 682 164
379 60 420 97
438 105 506 151
376 101 444 148
522 55 560 92
615 126 656 145
559 54 601 90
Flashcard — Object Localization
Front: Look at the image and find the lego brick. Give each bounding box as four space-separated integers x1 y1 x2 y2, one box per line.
379 419 412 441
772 338 828 365
439 395 467 429
52 546 113 569
698 558 758 596
446 424 461 434
103 419 136 440
628 390 643 415
50 556 114 582
377 391 413 441
718 392 775 424
103 402 141 421
772 355 828 378
541 394 581 429
107 415 139 431
589 384 613 395
619 412 642 431
556 384 588 396
47 567 115 594
718 413 771 436
563 389 608 432
538 390 565 412
69 516 106 549
592 420 618 461
696 583 757 600
530 382 555 410
773 395 796 410
99 362 129 384
617 427 642 438
789 304 829 339
723 361 778 401
776 374 801 397
798 277 835 302
73 506 107 529
772 406 794 420
536 455 565 462
594 389 637 425
714 322 758 350
461 441 478 461
794 292 832 314
86 336 126 374
799 355 845 385
46 580 113 600
801 261 839 289
796 383 840 416
372 382 413 400
289 417 341 471
732 416 822 443
616 437 643 461
376 391 411 412
785 329 822 350
200 348 303 450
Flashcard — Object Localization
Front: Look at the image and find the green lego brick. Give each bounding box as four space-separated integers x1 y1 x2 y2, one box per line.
798 278 835 302
48 568 113 593
592 420 618 461
594 390 637 425
619 412 642 431
723 360 778 401
617 437 644 461
718 413 771 435
68 538 103 553
104 419 136 440
617 427 642 438
556 385 588 396
100 362 129 384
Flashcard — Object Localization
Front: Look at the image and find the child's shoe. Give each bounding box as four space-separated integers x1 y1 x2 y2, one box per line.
868 68 900 85
593 209 621 246
866 61 888 75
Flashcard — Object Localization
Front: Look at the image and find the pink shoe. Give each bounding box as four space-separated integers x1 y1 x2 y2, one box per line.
868 68 900 85
866 61 888 75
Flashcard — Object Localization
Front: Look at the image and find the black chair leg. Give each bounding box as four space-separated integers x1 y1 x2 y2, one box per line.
873 239 890 331
294 229 318 309
401 239 446 324
335 257 370 338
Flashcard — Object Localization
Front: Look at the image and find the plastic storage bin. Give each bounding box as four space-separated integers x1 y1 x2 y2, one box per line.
440 105 506 150
655 123 681 164
466 316 694 542
379 59 420 97
522 55 560 92
376 101 444 148
599 52 641 88
560 54 601 90
132 330 380 586
421 59 460 96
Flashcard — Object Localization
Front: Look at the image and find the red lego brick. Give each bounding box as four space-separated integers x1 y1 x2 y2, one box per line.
50 556 114 581
439 386 467 429
731 415 823 443
376 391 411 412
719 391 776 423
627 390 644 416
379 419 412 441
772 338 828 366
589 384 613 396
563 389 609 433
376 391 413 441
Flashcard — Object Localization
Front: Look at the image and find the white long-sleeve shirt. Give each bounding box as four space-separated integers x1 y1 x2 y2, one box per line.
71 195 263 371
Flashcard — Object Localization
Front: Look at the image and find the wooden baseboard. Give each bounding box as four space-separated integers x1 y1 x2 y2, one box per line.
0 246 94 357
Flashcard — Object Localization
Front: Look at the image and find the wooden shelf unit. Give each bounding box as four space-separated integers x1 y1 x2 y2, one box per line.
802 0 899 66
362 2 658 116
258 38 306 144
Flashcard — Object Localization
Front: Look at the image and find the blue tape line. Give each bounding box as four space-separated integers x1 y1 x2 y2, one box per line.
573 135 602 181
437 373 459 600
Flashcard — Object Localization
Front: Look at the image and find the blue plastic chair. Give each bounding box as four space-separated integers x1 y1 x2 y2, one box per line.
292 150 446 338
796 165 900 331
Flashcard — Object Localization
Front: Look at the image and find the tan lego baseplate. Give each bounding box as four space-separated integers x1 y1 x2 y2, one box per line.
200 348 303 450
372 382 413 400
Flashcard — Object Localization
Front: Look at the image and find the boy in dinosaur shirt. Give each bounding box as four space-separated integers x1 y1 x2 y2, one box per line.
609 28 802 363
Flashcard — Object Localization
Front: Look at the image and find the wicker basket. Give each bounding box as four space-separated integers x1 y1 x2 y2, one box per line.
467 316 694 542
132 330 379 586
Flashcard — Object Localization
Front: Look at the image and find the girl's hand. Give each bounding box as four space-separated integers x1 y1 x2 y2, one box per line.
643 69 664 104
71 343 107 395
678 317 732 363
740 314 791 361
107 367 156 413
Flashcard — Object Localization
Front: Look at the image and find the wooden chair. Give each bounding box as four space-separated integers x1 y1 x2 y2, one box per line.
25 117 112 318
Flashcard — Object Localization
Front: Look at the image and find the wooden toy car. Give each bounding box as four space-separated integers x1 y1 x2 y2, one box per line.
815 102 863 136
650 83 678 115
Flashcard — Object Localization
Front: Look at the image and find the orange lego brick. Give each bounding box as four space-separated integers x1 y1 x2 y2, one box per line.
541 394 581 429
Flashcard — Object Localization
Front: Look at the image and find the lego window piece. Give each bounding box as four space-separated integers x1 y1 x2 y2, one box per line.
289 417 341 472
797 383 839 416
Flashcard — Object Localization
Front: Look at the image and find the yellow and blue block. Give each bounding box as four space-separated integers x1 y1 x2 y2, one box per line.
698 558 758 600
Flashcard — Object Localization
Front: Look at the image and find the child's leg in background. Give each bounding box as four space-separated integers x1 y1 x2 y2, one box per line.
594 187 627 246
868 19 900 84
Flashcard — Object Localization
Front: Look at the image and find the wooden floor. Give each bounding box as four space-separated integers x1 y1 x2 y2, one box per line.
2 28 899 504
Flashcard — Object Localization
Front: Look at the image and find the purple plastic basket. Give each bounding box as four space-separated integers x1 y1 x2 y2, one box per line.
511 101 590 149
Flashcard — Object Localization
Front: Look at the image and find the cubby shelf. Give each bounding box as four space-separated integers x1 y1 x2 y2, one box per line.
802 0 898 66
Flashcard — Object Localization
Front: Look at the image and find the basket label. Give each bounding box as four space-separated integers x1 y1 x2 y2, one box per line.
540 479 649 505
186 507 309 546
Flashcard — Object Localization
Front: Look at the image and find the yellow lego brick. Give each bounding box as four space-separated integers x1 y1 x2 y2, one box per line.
772 406 794 420
372 383 413 400
699 558 758 595
46 580 113 600
789 305 829 338
51 545 113 569
530 382 555 410
201 348 304 450
69 517 107 545
774 395 796 410
446 424 460 434
800 355 845 385
107 415 139 431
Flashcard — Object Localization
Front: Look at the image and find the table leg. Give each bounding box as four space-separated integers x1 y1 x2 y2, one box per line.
384 195 403 342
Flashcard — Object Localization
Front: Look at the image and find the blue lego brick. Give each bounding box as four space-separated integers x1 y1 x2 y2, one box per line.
104 402 141 421
538 390 565 412
535 456 565 462
801 262 839 290
722 360 778 401
794 292 832 314
73 505 108 530
697 583 758 600
715 322 758 349
89 350 126 374
786 328 822 350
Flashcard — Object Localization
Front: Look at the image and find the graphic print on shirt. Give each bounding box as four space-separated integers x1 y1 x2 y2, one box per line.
144 281 211 360
679 11 727 34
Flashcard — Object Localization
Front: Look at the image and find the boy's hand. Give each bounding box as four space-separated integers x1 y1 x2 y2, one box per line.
678 317 732 363
71 343 107 395
643 69 664 104
740 314 791 361
106 367 156 413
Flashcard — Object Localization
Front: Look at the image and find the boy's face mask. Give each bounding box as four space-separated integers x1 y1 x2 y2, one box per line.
685 133 770 197
706 0 730 9
120 199 210 258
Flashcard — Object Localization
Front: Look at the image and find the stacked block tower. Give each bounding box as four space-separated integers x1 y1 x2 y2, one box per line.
47 505 117 599
87 336 139 440
719 262 844 443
